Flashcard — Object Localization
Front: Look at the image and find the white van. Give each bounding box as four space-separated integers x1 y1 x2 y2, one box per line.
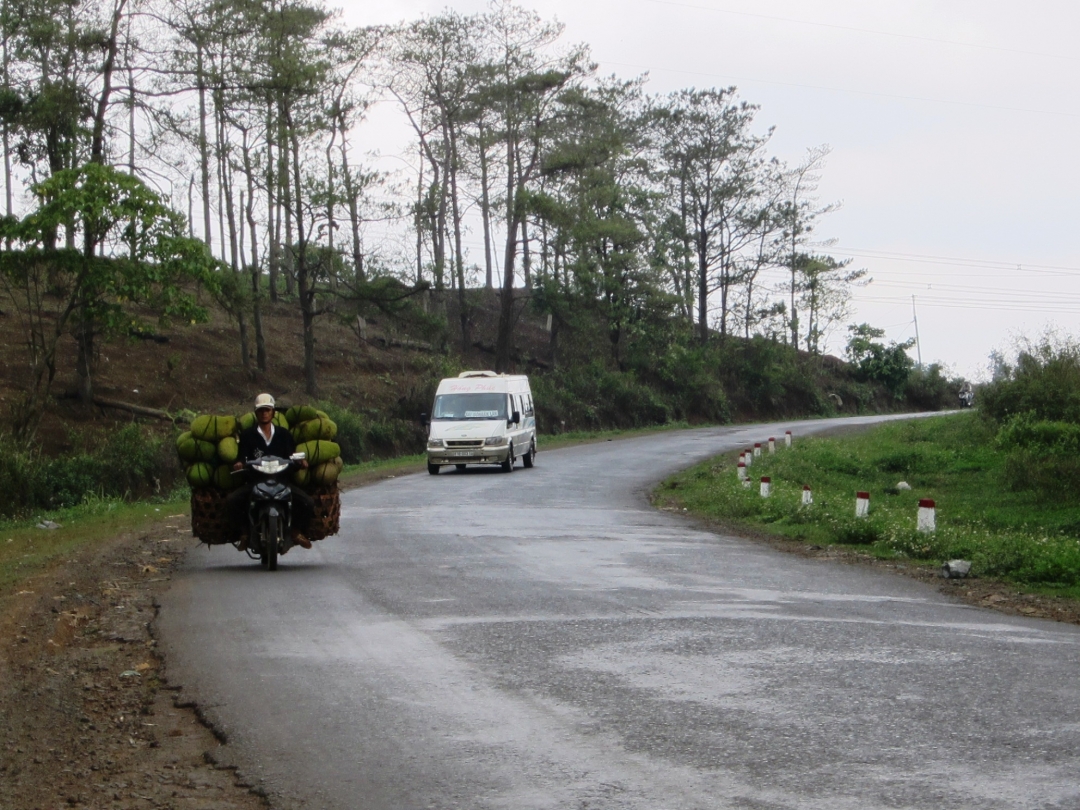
425 371 536 474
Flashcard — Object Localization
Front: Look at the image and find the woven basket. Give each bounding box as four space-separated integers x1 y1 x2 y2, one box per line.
190 488 232 545
308 485 341 541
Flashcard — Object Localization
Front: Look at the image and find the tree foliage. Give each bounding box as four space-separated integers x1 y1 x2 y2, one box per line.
845 323 915 396
0 0 878 428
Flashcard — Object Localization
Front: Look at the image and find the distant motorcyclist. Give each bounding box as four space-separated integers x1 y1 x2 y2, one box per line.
228 393 315 549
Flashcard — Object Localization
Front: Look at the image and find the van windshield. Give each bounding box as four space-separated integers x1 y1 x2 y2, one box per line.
432 393 507 421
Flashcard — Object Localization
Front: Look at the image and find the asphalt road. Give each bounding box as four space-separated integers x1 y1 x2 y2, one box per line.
157 415 1080 810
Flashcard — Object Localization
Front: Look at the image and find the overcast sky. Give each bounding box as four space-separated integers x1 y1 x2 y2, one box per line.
342 0 1080 380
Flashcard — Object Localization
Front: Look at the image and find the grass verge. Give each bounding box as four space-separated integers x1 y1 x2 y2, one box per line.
0 493 190 595
654 412 1080 598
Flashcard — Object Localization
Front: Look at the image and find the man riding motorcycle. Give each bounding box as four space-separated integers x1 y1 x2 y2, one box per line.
227 393 315 549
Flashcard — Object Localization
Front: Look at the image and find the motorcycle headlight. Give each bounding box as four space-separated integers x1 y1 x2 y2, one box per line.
484 436 509 447
427 439 444 449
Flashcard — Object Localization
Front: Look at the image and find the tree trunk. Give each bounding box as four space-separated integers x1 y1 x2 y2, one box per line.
89 0 125 166
265 104 279 303
2 18 11 218
478 122 494 289
495 133 519 372
216 88 249 374
448 122 469 353
242 133 266 371
197 48 212 249
696 219 709 345
415 140 424 284
286 108 317 397
339 114 364 282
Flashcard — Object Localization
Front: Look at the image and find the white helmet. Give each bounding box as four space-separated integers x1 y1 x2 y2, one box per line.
254 393 275 411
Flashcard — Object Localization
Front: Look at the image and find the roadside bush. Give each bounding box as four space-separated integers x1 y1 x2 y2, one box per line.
980 336 1080 424
995 414 1080 455
532 365 670 431
0 424 177 519
648 342 730 423
903 363 958 411
317 401 424 462
317 402 367 463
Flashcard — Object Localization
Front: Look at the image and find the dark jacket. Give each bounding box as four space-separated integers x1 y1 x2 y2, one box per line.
237 424 296 463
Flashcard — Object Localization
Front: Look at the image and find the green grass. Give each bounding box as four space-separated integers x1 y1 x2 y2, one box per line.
0 491 191 595
655 412 1080 594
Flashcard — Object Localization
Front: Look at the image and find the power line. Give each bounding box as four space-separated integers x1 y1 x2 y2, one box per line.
832 247 1080 276
596 58 1080 119
868 280 1080 302
857 294 1080 315
640 0 1077 63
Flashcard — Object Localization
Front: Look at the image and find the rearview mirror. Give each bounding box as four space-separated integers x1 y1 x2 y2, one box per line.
511 411 521 425
420 412 429 428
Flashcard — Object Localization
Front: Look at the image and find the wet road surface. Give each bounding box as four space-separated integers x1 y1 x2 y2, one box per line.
157 416 1080 809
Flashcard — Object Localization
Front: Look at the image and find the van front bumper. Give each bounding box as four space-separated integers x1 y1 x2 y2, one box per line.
427 446 510 465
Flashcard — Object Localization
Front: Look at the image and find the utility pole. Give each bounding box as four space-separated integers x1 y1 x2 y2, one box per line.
911 295 922 368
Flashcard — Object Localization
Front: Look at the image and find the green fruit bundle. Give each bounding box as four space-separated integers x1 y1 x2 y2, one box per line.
180 405 343 494
285 405 321 427
190 414 237 442
294 456 343 488
178 412 243 491
292 416 337 443
177 431 217 463
292 437 343 489
238 410 288 430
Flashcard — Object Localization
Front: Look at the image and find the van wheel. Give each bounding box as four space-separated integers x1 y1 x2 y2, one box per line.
501 444 515 473
427 463 440 475
522 440 535 468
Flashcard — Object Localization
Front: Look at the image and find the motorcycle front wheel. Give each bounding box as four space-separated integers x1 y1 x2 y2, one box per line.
261 513 280 571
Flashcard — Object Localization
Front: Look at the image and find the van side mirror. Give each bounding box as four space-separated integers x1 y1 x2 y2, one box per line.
420 412 429 428
511 411 521 425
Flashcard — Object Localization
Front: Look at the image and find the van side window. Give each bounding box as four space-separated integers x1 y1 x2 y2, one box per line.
524 394 533 416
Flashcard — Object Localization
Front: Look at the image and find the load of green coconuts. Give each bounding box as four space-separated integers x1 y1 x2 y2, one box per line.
175 406 343 492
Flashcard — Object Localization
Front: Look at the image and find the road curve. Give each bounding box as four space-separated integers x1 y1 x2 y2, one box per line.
157 415 1080 810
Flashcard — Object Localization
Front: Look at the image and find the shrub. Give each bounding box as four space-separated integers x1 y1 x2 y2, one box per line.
980 336 1080 424
0 424 177 519
995 414 1080 456
317 401 424 462
903 363 958 411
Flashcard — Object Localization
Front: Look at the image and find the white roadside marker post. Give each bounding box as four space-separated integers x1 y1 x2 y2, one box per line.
760 477 771 498
917 499 936 533
785 430 792 448
744 449 753 467
855 491 870 518
737 461 747 481
768 437 776 454
742 476 753 489
801 485 813 506
753 442 762 458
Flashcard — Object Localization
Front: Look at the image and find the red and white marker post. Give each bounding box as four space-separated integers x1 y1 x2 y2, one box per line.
855 491 870 518
785 430 792 448
768 437 776 454
737 461 747 481
760 476 771 498
917 499 936 533
753 442 762 458
801 485 813 506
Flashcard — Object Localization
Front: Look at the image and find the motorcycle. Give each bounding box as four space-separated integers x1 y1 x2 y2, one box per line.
237 452 306 571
